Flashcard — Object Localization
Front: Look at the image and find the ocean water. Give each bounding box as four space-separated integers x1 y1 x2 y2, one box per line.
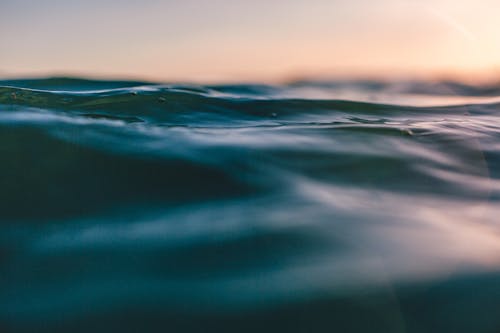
1 77 500 332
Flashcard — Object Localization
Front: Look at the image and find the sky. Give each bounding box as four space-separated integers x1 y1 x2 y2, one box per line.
1 0 500 82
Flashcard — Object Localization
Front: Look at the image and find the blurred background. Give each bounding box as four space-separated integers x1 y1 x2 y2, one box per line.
1 0 500 83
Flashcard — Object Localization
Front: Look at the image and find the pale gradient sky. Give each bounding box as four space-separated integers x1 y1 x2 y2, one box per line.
1 0 500 82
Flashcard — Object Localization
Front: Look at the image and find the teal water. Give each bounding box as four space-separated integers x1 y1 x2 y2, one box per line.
1 77 500 332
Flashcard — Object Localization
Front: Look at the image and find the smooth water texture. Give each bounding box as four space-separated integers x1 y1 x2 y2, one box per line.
1 77 500 332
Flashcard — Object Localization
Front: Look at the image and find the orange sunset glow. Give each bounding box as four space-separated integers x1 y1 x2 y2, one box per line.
2 0 500 82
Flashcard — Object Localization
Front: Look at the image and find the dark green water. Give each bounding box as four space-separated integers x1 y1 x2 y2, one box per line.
1 77 500 332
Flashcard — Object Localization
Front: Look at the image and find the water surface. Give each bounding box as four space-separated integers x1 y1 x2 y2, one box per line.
1 77 500 332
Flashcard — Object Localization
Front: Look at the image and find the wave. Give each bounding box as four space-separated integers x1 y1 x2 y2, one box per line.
2 83 499 128
1 77 500 332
